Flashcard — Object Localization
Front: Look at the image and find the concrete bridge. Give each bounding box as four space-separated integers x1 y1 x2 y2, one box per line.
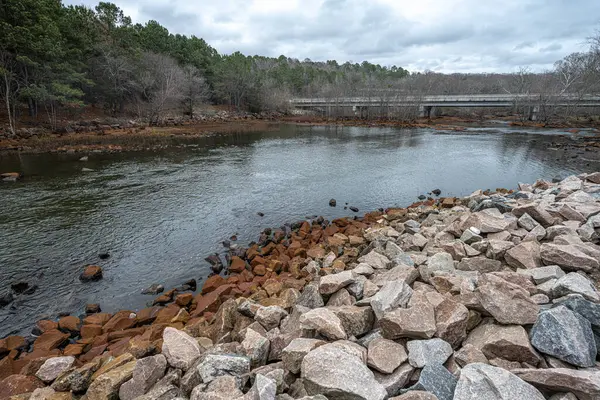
290 94 600 120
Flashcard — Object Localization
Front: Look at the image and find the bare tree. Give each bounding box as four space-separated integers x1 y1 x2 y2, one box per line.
0 50 18 136
181 65 210 118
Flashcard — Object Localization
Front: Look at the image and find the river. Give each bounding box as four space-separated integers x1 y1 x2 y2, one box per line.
0 123 598 337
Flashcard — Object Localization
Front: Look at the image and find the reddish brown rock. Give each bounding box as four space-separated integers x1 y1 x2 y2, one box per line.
229 256 246 273
63 343 88 356
58 316 81 333
153 289 177 305
34 330 69 351
36 320 59 334
84 313 112 326
0 357 14 380
103 311 136 333
153 304 181 325
0 375 44 398
79 344 108 363
253 265 267 276
201 275 226 294
80 265 103 282
81 324 103 339
175 293 194 307
5 336 25 351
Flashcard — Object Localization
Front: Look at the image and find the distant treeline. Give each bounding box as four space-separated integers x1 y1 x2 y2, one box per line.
1 0 599 133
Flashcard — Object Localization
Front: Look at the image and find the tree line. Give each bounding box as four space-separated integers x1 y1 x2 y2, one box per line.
1 0 599 135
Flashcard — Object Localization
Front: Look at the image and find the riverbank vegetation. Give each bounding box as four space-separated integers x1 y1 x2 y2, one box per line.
2 0 600 136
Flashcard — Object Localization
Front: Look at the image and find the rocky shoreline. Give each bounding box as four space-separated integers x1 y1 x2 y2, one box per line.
2 173 600 399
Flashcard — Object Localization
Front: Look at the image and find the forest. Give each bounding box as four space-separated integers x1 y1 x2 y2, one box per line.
1 0 600 134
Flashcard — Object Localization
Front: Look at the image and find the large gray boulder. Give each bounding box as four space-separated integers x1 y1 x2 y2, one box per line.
407 339 453 368
530 305 597 367
401 363 457 400
119 354 167 400
197 354 251 385
453 363 544 400
299 307 347 340
419 252 454 283
319 271 356 295
301 344 387 400
551 272 600 302
162 327 202 371
370 280 413 319
282 338 325 374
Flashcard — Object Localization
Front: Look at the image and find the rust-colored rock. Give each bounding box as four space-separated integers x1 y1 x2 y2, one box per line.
229 256 246 273
103 311 136 333
153 288 177 305
36 320 58 334
58 316 81 333
80 265 103 282
153 304 180 324
33 330 69 352
63 343 88 356
5 336 25 351
191 284 234 317
0 357 14 380
253 265 267 276
175 293 194 307
108 327 146 342
84 312 112 326
81 324 103 339
135 307 161 326
201 275 225 294
0 375 44 398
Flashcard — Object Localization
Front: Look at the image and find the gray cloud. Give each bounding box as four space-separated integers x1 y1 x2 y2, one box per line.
63 0 600 73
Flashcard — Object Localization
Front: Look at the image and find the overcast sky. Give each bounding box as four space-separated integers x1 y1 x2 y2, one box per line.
64 0 600 73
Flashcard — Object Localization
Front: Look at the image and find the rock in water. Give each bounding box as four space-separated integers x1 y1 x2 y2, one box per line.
530 305 597 367
301 344 387 400
432 189 442 196
453 363 544 400
402 363 457 400
162 327 202 371
329 199 337 207
79 265 103 282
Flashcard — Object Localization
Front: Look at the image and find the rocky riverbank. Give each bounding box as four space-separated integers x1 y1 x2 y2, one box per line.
2 172 600 399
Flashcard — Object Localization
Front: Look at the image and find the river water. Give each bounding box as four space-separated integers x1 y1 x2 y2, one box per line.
0 124 598 337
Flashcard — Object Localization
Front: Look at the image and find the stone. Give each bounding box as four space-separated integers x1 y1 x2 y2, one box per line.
531 294 550 304
58 316 81 333
485 240 514 260
80 265 103 282
380 292 436 340
299 308 347 340
33 331 70 352
530 305 597 367
370 280 413 319
30 387 57 400
319 270 356 295
434 299 469 349
402 363 457 400
255 306 288 331
407 339 453 368
371 265 420 287
242 328 270 367
326 288 354 306
454 344 488 367
464 323 541 365
373 363 414 398
136 383 180 400
517 265 565 284
353 263 375 276
301 344 387 400
0 375 44 398
86 361 136 400
463 209 513 233
453 363 544 400
191 375 243 399
540 243 599 272
457 257 502 273
518 213 539 231
296 284 324 309
475 274 539 325
504 241 541 270
391 392 439 400
248 374 277 400
282 338 325 374
552 272 600 302
559 296 600 329
460 227 483 245
162 327 202 371
119 354 167 400
330 305 375 337
358 250 390 270
51 358 102 393
197 354 251 385
419 252 454 284
512 368 600 400
35 356 75 383
367 338 408 374
512 203 555 227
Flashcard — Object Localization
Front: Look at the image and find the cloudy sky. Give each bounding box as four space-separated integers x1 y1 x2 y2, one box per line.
64 0 600 73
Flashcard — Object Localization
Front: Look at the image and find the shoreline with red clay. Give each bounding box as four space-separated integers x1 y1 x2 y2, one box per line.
2 115 599 155
0 194 467 377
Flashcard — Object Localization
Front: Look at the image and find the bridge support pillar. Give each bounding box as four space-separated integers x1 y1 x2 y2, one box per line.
419 106 433 119
528 106 540 121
